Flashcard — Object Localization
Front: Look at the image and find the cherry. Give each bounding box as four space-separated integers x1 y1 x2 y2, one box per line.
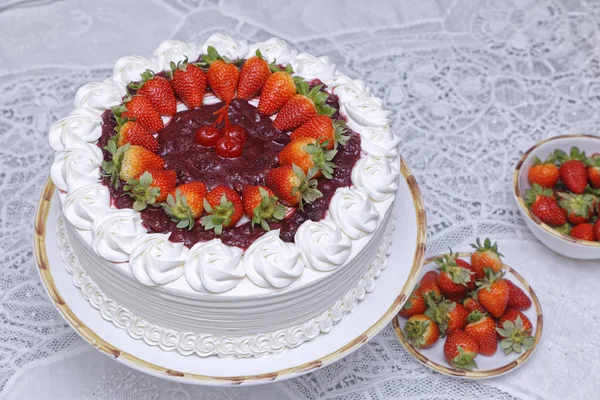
215 137 243 158
195 125 222 147
223 125 247 144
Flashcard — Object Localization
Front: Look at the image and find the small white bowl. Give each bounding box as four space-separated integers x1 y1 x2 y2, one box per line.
513 134 600 260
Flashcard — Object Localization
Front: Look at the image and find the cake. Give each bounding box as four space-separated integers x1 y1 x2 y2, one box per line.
49 34 401 357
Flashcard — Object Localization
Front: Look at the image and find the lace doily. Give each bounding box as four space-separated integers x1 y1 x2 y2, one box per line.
1 0 600 398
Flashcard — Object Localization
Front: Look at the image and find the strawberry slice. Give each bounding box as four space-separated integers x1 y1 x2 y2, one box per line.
265 164 323 208
113 94 164 133
123 170 176 211
279 138 337 179
273 81 335 131
130 70 177 116
162 182 207 230
257 64 300 116
102 142 165 188
114 117 159 153
290 116 349 149
201 186 243 235
237 50 272 99
204 46 240 102
241 185 286 231
170 58 207 109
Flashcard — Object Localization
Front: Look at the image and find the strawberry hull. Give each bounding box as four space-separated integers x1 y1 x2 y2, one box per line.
97 98 361 250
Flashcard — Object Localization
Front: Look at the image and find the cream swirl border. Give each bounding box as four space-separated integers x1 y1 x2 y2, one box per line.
49 34 400 293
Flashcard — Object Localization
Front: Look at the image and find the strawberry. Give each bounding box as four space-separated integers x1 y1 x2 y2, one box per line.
131 70 177 116
443 330 479 371
257 64 299 116
476 269 509 318
464 311 497 356
570 222 597 241
123 170 176 211
505 280 532 310
595 219 600 241
399 286 427 318
265 165 323 208
588 154 600 189
204 46 240 102
463 298 487 314
170 58 207 109
114 117 159 152
527 156 559 189
557 192 596 224
434 254 474 301
454 257 476 291
102 142 165 187
237 50 272 99
419 271 442 303
115 94 164 132
241 185 286 231
470 238 504 275
278 137 337 179
290 116 349 150
555 147 588 194
525 184 567 226
201 186 243 235
273 82 335 131
404 315 440 349
162 182 207 230
496 309 535 354
425 299 469 336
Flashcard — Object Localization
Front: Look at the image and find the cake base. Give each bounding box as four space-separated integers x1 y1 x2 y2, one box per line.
34 159 426 385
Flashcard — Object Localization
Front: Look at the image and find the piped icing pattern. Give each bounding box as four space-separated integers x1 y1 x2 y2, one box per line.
50 35 400 294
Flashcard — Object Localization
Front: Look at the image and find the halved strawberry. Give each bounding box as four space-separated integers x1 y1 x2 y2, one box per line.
114 117 159 152
555 147 588 194
557 192 596 224
102 142 165 187
464 311 498 356
290 116 349 149
201 185 243 235
496 309 534 354
525 184 567 226
114 94 164 132
131 70 177 116
273 82 335 131
527 156 559 189
257 64 299 116
265 165 323 208
443 330 479 371
123 170 176 211
404 315 440 349
279 137 337 179
204 46 240 102
162 181 207 230
570 222 597 241
241 185 286 231
237 50 272 99
170 58 207 109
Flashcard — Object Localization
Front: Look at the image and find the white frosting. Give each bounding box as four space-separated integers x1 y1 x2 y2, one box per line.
201 34 248 60
290 53 338 84
243 230 303 288
50 141 103 192
295 220 352 272
245 38 298 64
153 40 200 71
184 239 244 293
112 55 158 85
329 76 372 102
91 209 145 263
341 96 392 131
130 234 188 286
49 108 102 151
359 126 401 159
351 155 400 202
329 187 380 240
73 79 126 113
63 180 110 231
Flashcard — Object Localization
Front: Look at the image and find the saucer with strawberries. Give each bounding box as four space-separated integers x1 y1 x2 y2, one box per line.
393 239 542 379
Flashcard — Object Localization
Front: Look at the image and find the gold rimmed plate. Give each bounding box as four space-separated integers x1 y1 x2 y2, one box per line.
393 252 543 379
35 158 427 386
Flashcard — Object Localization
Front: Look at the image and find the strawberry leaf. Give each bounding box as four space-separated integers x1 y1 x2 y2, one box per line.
162 189 195 230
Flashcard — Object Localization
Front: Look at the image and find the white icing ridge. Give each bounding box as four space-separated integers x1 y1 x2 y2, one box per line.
329 76 372 102
295 220 352 272
91 209 146 263
112 55 158 85
63 179 111 231
153 40 201 71
200 34 248 60
50 141 103 192
329 187 380 240
49 107 103 152
290 53 338 84
358 126 401 159
352 155 400 202
243 230 303 288
130 233 188 286
56 213 396 357
341 96 393 131
73 79 126 113
184 239 244 293
245 38 298 64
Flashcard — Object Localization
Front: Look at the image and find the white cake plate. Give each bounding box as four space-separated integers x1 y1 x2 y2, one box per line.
33 158 426 387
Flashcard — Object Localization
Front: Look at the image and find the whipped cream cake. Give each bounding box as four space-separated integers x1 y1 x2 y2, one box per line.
49 34 401 357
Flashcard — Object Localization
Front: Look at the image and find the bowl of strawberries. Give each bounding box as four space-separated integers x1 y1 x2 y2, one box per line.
513 135 600 260
393 240 542 378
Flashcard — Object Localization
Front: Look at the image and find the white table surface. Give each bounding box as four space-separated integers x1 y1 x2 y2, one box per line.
1 0 599 398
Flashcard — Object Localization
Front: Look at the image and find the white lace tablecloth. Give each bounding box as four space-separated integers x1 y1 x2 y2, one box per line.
1 0 599 398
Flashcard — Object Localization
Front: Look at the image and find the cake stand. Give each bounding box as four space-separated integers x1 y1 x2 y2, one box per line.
33 158 426 387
